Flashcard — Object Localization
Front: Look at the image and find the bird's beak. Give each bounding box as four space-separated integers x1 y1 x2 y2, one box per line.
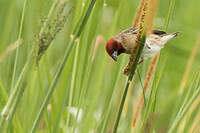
111 51 118 61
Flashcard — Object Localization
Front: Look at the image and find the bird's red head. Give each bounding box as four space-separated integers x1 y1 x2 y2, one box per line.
106 38 126 61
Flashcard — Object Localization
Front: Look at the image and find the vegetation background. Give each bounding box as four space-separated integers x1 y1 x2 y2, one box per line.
0 0 200 133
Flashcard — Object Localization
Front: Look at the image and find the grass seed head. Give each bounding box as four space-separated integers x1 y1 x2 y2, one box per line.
34 1 73 65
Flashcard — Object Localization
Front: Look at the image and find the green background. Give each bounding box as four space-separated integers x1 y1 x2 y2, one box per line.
0 0 200 132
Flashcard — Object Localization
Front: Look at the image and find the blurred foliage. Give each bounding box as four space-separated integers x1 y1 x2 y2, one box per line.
0 0 200 133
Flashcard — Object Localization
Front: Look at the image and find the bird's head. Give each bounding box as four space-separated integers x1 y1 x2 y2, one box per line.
106 38 126 61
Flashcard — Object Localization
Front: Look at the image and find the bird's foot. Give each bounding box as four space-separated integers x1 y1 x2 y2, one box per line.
123 67 130 75
138 58 144 64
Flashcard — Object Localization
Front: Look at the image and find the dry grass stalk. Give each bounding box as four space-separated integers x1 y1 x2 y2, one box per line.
131 2 159 122
124 0 158 75
177 36 200 132
144 112 156 133
132 53 159 127
0 39 22 64
123 0 149 75
122 76 136 114
188 96 200 133
177 37 200 133
179 95 200 133
132 0 146 28
146 0 158 36
179 36 200 93
92 35 105 60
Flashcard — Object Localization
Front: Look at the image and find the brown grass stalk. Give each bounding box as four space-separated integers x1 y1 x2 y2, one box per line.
92 35 105 60
146 0 158 36
188 95 200 133
132 53 159 127
124 0 158 75
178 36 200 132
123 0 149 75
0 39 22 64
179 36 200 93
130 0 159 127
132 0 146 28
179 95 200 133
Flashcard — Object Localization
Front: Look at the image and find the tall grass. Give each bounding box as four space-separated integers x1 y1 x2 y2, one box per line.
0 0 200 133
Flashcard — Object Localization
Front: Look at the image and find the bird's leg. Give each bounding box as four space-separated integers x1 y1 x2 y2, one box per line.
138 57 144 64
123 55 144 75
123 55 135 75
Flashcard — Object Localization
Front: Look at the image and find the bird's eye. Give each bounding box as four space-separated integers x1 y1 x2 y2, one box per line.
111 48 115 53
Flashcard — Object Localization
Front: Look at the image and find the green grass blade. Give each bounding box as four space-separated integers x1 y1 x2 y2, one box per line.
30 0 97 132
11 0 28 91
0 56 31 130
167 76 200 133
163 0 176 30
112 32 146 133
66 39 80 127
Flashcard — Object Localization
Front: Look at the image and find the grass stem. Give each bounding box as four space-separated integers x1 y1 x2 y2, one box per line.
112 33 146 133
30 0 97 132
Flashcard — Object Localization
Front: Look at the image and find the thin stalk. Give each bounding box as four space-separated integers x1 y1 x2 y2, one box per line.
140 56 166 132
140 74 155 132
0 0 60 125
0 80 8 101
0 39 22 64
131 0 175 128
151 55 166 112
37 66 51 132
0 50 32 130
163 0 176 30
72 68 90 133
6 84 25 132
0 0 62 129
11 0 27 90
112 33 146 133
52 85 70 133
132 54 158 127
176 37 200 133
0 0 28 128
136 0 176 128
179 37 200 93
168 86 200 133
30 0 96 132
30 37 73 133
72 41 99 133
66 39 80 127
39 0 59 36
101 56 126 133
170 73 200 133
101 1 126 132
137 69 145 106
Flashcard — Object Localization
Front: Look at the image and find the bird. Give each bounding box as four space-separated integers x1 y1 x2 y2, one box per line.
106 27 179 62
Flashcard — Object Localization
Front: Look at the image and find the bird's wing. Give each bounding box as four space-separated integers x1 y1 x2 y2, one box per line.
121 27 138 35
121 28 166 36
112 27 138 44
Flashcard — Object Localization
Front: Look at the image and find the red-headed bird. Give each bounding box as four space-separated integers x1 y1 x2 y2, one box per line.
106 27 178 61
